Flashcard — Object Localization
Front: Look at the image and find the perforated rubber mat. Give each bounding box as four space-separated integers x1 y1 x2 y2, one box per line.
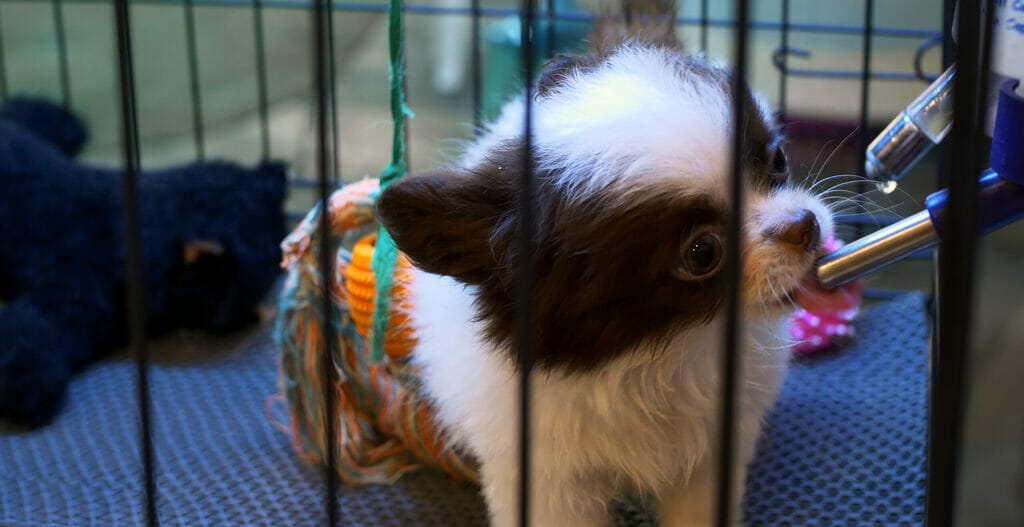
743 293 928 527
1 294 927 526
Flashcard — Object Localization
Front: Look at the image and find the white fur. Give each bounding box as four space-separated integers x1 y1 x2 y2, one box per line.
408 271 790 527
406 46 831 526
465 47 731 206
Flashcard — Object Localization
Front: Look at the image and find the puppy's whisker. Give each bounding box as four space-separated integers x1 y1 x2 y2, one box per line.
805 128 861 192
807 173 862 195
803 138 837 187
818 178 876 192
829 198 904 218
810 173 919 217
821 190 875 203
825 197 876 212
820 188 870 201
825 200 877 213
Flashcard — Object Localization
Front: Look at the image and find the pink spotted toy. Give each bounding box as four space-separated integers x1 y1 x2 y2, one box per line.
792 236 865 355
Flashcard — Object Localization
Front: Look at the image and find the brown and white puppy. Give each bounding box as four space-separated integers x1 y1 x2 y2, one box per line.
377 3 832 525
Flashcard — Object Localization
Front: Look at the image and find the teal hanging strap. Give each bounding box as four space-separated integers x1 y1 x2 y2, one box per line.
370 0 415 363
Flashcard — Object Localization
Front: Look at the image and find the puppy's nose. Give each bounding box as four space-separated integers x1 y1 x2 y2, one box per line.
775 210 820 252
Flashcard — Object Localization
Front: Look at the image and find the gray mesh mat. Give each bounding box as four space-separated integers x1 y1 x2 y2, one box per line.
1 293 928 526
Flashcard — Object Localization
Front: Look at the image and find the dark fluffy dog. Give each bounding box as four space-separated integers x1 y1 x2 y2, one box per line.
0 99 287 428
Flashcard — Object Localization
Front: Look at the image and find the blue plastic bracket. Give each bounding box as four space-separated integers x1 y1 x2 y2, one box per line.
926 79 1024 238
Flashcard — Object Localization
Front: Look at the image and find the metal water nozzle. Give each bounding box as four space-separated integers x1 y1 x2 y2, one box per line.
864 2 1024 185
864 66 956 184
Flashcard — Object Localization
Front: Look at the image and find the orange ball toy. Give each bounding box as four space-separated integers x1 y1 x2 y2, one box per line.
344 232 417 362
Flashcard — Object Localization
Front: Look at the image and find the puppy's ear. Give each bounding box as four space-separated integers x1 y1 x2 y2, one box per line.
376 170 511 285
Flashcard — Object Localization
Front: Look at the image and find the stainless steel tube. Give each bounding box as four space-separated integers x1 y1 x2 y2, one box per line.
816 210 939 288
864 66 955 183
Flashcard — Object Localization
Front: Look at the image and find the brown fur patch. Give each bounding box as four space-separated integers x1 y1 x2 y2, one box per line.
378 142 727 373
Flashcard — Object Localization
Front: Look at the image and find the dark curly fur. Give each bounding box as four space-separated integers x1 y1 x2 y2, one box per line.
0 98 287 429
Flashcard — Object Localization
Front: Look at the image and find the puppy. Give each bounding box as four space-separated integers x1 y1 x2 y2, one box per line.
376 3 833 525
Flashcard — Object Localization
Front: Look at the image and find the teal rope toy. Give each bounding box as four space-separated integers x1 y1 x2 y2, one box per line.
370 0 415 363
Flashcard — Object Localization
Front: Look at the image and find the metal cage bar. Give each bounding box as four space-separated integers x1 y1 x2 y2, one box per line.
311 0 340 525
470 0 482 128
0 5 7 100
777 0 789 117
184 0 206 159
326 0 340 183
52 0 71 106
715 1 749 524
112 1 156 526
855 0 874 239
517 0 537 523
545 0 555 59
926 0 993 524
252 0 272 158
699 0 708 53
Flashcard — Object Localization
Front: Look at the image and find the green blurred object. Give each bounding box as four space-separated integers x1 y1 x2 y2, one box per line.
482 0 591 121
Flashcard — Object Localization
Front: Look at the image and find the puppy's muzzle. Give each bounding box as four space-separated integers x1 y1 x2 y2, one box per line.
773 210 820 253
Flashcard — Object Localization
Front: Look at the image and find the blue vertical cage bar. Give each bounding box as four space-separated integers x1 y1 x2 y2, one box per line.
927 1 993 525
518 0 537 524
715 0 749 525
311 0 340 525
112 1 157 525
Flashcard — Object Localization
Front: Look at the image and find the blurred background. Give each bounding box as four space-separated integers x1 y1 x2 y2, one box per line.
0 0 1019 524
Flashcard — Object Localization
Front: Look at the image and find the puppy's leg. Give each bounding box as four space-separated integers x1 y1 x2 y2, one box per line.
481 453 614 527
658 461 747 527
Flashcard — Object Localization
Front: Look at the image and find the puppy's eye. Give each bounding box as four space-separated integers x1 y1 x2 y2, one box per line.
674 227 724 280
768 146 789 185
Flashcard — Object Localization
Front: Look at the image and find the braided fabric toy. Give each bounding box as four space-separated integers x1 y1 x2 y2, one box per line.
273 178 478 485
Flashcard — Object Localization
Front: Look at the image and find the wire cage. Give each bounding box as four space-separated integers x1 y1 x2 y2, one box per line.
1 0 1020 526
